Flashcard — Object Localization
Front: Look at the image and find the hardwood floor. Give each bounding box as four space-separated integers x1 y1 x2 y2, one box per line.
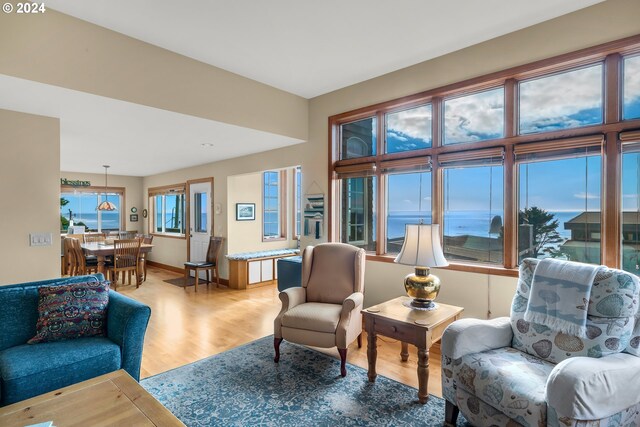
118 266 443 398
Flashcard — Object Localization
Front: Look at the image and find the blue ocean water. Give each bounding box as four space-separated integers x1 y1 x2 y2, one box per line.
387 210 579 240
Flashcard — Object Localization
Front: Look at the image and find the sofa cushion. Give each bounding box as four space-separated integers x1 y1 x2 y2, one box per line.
28 281 110 344
453 347 554 427
0 275 103 351
281 302 342 333
0 337 120 405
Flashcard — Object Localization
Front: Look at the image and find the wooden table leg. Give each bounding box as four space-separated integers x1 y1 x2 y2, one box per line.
97 255 106 275
400 341 409 362
417 347 429 404
366 320 377 383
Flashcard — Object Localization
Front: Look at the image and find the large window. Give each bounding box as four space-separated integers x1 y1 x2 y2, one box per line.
519 64 603 134
622 139 640 275
341 176 376 250
442 150 504 265
624 55 640 120
329 36 640 276
149 185 186 236
444 87 504 145
60 187 123 232
294 166 302 238
516 141 602 264
263 170 286 240
386 171 431 253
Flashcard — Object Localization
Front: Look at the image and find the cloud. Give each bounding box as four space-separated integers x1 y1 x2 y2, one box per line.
386 105 432 142
444 87 504 144
573 192 600 200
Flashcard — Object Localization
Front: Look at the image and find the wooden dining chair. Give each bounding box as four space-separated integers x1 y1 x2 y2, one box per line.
70 238 98 276
63 237 77 276
109 239 142 290
84 232 106 243
183 236 224 292
135 234 154 282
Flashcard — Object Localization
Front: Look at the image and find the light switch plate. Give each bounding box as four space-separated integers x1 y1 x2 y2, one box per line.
30 232 53 247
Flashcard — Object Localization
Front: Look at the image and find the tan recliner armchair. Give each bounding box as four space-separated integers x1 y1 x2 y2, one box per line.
274 242 366 377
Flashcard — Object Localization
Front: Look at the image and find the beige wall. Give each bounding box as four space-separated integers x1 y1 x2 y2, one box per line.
0 109 60 285
0 2 308 141
227 169 298 255
60 171 144 232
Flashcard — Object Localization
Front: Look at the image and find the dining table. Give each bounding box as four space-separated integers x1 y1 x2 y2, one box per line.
81 241 154 276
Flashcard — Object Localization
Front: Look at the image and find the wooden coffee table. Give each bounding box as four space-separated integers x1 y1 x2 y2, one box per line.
0 370 184 427
362 296 463 404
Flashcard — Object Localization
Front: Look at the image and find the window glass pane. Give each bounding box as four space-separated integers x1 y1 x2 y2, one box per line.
194 192 207 233
263 171 280 238
164 194 185 234
341 176 377 251
623 55 640 120
386 171 431 254
156 196 163 233
295 167 302 237
518 155 601 264
444 87 504 145
60 192 120 232
100 193 121 232
622 148 640 276
340 117 377 159
385 105 432 153
519 64 603 134
443 165 504 264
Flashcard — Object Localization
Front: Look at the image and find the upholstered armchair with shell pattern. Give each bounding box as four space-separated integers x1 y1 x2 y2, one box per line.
274 243 366 377
441 258 640 427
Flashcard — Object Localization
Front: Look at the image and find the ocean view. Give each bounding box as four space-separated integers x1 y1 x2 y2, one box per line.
387 210 580 240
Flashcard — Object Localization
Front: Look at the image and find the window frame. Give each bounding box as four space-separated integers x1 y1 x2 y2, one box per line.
148 183 187 239
60 185 126 232
262 170 287 241
328 35 640 277
293 166 302 239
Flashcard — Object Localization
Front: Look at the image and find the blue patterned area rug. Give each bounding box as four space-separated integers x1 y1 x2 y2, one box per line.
141 336 469 426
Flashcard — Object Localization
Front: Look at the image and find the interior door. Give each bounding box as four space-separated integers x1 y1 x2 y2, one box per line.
189 181 212 279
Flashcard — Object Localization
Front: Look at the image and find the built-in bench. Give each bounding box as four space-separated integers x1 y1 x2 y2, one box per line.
226 249 300 289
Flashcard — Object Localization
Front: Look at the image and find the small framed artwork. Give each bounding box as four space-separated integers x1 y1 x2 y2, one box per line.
142 209 148 218
236 203 255 221
130 214 139 222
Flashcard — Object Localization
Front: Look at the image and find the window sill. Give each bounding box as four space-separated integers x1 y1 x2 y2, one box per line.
262 237 287 242
366 254 519 278
151 233 186 240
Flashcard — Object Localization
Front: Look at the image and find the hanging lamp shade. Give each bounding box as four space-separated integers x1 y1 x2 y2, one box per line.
97 165 117 211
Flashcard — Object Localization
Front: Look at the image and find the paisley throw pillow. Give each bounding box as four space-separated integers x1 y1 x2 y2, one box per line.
28 281 110 344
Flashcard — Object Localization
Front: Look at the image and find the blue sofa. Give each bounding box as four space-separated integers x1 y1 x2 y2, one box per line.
0 274 151 406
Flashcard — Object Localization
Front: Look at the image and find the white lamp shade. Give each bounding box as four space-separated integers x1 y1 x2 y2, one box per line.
394 224 448 267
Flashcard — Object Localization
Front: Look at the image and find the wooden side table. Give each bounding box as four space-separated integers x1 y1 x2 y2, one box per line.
362 296 463 404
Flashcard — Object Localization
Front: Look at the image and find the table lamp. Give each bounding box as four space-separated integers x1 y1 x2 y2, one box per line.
394 223 448 309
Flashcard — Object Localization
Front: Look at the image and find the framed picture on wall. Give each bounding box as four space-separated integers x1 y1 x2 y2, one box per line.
130 214 139 222
236 203 255 221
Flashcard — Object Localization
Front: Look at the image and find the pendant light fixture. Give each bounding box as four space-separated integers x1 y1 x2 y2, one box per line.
97 165 117 211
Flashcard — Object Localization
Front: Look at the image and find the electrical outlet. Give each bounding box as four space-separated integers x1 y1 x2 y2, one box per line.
30 232 53 247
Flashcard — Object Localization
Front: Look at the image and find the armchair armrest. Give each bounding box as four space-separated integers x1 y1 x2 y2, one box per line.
441 317 513 360
274 287 306 339
547 353 640 420
278 286 306 312
107 291 151 381
341 292 364 319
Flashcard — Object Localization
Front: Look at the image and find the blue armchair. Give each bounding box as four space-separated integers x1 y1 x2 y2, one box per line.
0 274 151 406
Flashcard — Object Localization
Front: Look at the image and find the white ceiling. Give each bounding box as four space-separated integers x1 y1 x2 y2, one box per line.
45 0 603 98
0 75 303 176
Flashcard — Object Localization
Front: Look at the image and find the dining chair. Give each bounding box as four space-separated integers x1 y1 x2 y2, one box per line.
109 239 142 290
83 232 106 244
183 236 224 292
70 238 98 276
62 237 77 276
135 234 154 282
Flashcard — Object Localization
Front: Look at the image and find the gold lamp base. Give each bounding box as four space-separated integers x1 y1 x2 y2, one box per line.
404 266 440 309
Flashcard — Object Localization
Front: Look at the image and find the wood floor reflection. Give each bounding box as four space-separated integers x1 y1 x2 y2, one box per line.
118 266 443 398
